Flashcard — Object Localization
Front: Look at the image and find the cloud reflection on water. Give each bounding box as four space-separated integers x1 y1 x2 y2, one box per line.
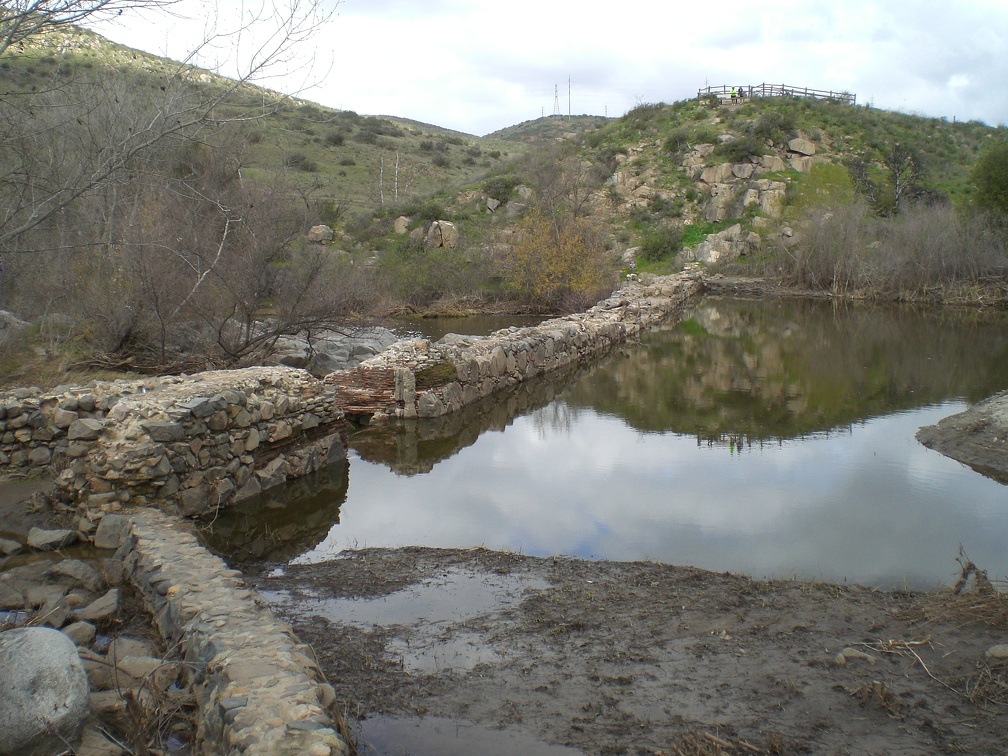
300 401 1006 588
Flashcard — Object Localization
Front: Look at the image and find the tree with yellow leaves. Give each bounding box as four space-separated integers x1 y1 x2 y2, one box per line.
506 209 615 312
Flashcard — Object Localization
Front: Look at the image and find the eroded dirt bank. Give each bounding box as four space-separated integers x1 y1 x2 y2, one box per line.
917 390 1008 484
256 547 1008 755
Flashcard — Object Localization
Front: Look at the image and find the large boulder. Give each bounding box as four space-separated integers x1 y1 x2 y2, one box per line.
271 327 399 376
424 220 459 248
0 311 30 343
704 183 738 222
690 224 759 265
700 163 735 185
755 154 787 175
787 137 817 156
307 224 335 243
789 155 815 172
0 627 90 755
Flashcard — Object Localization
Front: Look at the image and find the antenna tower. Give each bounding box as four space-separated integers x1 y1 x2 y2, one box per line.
553 85 561 117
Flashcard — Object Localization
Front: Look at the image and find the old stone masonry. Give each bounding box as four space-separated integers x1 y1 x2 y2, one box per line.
0 270 702 513
0 270 703 754
327 271 703 422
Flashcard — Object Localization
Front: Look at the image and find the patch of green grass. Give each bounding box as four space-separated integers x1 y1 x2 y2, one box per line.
682 222 719 248
415 359 458 389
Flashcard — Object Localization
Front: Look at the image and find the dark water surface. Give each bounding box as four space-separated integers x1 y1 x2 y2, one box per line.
205 297 1008 588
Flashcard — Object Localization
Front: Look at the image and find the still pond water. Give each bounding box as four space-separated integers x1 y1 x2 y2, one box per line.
206 297 1008 589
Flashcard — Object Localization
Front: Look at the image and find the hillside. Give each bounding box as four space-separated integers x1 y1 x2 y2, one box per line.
0 26 522 217
0 24 1006 388
6 25 1001 239
358 94 1005 281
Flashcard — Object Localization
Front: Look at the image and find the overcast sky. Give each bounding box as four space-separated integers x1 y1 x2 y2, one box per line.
89 0 1007 136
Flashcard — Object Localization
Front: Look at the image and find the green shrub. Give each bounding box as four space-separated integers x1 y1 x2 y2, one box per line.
398 199 445 225
789 163 856 212
639 226 683 262
972 140 1008 215
284 152 317 172
359 117 405 138
325 130 345 147
753 109 796 145
649 196 683 218
663 127 692 158
298 104 322 120
712 135 764 162
483 174 519 202
682 222 717 248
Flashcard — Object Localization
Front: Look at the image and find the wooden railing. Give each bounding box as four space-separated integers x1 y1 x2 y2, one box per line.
697 83 856 106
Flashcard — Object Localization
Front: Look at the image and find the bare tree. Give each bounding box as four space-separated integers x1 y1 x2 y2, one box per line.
885 143 923 212
847 143 925 217
0 0 336 255
520 142 599 242
0 0 169 58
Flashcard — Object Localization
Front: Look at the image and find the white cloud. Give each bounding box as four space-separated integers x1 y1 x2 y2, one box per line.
88 0 1007 134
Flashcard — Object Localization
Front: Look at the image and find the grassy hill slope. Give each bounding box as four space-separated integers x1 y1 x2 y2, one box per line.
10 26 999 242
0 26 524 218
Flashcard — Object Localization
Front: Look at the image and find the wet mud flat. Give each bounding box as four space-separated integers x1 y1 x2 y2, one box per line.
255 547 1008 755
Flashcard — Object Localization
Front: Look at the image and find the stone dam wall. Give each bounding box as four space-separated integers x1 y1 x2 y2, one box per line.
0 270 703 753
0 271 702 513
118 508 349 754
0 367 347 518
327 271 703 421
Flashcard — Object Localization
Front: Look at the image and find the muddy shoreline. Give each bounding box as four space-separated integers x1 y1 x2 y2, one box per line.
916 390 1008 484
256 546 1008 754
4 279 1008 754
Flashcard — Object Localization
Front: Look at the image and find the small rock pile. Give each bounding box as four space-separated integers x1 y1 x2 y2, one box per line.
1 514 194 755
1 503 349 754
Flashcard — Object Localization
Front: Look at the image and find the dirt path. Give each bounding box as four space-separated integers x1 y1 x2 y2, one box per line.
256 547 1008 755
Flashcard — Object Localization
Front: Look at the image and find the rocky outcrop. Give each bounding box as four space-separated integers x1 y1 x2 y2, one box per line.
689 146 791 223
681 130 831 222
917 390 1008 483
688 224 761 265
787 137 817 156
0 627 90 755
